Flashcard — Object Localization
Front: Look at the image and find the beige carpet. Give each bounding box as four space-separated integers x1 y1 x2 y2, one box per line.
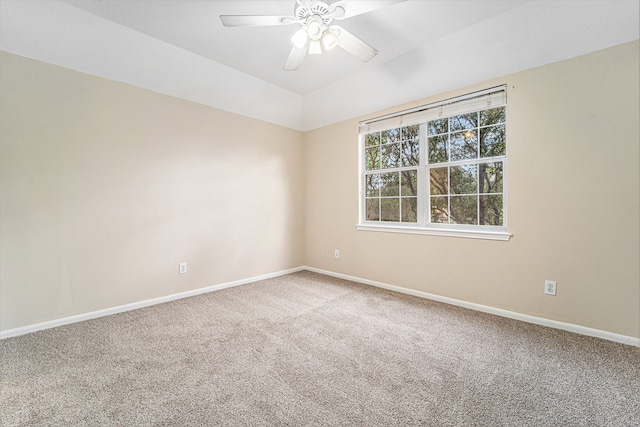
1 271 639 426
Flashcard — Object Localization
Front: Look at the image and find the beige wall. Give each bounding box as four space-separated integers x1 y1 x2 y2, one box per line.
0 52 304 331
2 41 639 340
304 41 640 339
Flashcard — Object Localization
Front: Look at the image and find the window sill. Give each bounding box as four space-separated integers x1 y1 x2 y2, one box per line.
356 223 512 241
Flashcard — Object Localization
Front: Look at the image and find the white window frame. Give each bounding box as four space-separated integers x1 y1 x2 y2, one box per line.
357 86 512 241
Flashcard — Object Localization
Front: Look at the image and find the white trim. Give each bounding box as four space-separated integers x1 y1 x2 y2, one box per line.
356 223 512 241
304 267 640 347
3 265 637 348
0 267 305 340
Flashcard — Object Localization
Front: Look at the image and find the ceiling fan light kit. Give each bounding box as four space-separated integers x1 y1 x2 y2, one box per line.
220 0 406 70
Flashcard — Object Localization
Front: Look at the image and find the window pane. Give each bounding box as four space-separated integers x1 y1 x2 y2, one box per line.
366 198 380 221
380 172 400 196
402 125 419 140
450 195 478 225
430 196 449 223
381 143 401 168
382 128 401 143
480 124 506 158
365 146 379 171
365 132 381 147
401 197 417 222
365 174 381 197
450 131 478 161
427 118 448 136
480 107 505 127
450 112 477 132
450 164 477 194
381 198 400 221
479 162 503 194
430 167 448 195
428 135 448 164
402 139 419 166
401 170 418 196
479 194 503 226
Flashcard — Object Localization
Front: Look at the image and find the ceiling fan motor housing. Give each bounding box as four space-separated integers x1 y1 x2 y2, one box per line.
295 0 333 25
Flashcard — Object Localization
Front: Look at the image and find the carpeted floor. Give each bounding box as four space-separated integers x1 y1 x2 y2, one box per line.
1 271 639 426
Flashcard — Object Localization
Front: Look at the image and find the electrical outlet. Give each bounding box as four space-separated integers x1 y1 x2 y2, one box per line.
544 280 556 296
179 262 187 274
334 249 340 259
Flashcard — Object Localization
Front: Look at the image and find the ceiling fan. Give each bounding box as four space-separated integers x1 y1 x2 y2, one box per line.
220 0 406 71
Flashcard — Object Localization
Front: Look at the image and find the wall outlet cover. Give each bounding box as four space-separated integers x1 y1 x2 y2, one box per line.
544 280 556 296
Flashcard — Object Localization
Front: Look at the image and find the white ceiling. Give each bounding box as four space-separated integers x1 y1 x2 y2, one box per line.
59 0 531 95
1 0 638 131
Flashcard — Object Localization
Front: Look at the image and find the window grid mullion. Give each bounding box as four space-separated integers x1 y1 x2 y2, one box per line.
447 166 451 225
476 112 480 226
397 171 402 222
447 116 451 225
418 123 427 226
429 155 506 168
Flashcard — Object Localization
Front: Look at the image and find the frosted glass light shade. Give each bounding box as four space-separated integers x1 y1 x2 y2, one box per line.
309 40 322 55
322 29 338 50
291 28 308 49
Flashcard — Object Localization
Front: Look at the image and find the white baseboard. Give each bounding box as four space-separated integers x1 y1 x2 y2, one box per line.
304 266 640 347
3 265 638 347
0 266 305 340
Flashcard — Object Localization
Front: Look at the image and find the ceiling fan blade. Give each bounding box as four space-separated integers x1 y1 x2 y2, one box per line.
220 15 297 27
330 0 407 20
283 44 309 71
333 25 378 62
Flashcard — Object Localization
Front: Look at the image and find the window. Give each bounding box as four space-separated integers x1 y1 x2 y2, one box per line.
358 86 511 241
